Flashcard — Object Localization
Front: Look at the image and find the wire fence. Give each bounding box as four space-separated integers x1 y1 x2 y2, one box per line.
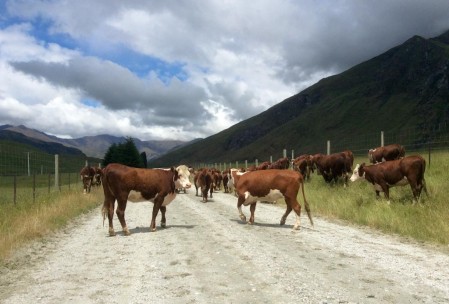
0 141 102 204
197 123 449 170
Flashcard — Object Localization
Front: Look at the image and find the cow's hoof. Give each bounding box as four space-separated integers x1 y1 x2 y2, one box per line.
123 228 131 236
108 228 116 236
161 222 166 228
239 215 246 222
280 219 286 226
292 225 300 230
151 227 157 232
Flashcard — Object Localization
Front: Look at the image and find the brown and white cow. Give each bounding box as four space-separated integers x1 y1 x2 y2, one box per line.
236 169 313 230
194 168 213 202
350 155 427 204
101 163 191 235
80 165 95 193
368 144 405 164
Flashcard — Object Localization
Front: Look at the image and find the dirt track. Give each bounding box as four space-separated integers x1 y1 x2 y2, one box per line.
1 189 449 303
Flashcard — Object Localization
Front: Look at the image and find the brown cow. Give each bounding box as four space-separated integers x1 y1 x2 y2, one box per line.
292 154 313 180
368 144 405 163
93 166 103 187
80 165 95 193
350 155 427 204
236 169 313 230
101 163 192 235
311 152 352 187
268 157 290 169
194 168 213 202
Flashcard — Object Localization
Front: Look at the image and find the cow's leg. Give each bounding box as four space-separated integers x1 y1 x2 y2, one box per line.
160 206 167 228
102 185 117 236
381 184 391 204
102 198 116 236
280 204 292 226
116 199 130 235
248 203 257 225
237 196 246 222
288 197 302 230
210 186 213 198
150 195 163 232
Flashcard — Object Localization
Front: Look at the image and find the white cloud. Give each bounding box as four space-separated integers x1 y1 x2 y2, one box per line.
1 0 449 143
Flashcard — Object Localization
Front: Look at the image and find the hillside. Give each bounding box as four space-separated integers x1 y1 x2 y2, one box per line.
149 30 449 167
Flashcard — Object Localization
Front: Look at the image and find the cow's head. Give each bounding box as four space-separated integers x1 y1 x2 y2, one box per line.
176 165 192 189
350 163 366 182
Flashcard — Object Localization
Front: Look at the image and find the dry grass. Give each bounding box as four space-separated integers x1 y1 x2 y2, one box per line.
0 187 103 263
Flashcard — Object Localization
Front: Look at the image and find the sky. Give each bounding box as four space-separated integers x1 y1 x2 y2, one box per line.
0 0 449 141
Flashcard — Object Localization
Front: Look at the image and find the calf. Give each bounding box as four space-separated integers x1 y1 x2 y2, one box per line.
236 169 313 230
101 163 191 235
350 155 427 204
368 144 405 163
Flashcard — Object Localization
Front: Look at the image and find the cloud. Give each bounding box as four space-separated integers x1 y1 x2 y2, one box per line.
1 0 449 142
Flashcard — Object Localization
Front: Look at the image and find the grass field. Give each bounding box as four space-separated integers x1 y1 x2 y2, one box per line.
304 151 449 245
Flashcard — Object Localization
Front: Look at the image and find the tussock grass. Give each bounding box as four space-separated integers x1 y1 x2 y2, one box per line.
302 151 449 246
0 187 103 263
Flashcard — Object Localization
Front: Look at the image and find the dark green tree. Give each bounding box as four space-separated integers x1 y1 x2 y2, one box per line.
140 151 148 168
102 138 144 168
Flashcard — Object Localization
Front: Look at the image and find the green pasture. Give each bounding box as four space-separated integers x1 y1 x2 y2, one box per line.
303 151 449 245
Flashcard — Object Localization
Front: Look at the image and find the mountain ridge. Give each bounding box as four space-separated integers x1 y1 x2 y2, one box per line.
148 29 449 167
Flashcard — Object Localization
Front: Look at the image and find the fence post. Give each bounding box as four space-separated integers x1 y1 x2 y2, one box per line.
283 149 287 158
13 175 17 205
327 140 331 155
33 173 36 204
381 131 384 147
245 160 248 169
255 159 258 167
54 154 59 190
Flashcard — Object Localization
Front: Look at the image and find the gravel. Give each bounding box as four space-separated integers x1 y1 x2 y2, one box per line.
1 189 449 303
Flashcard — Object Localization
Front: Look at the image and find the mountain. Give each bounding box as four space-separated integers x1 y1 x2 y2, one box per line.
0 128 86 156
0 125 190 159
149 30 449 167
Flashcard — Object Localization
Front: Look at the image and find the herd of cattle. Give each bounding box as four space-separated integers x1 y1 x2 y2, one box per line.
79 143 428 236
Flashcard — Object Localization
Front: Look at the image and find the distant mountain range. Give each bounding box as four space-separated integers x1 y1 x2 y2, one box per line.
0 124 194 160
149 29 449 167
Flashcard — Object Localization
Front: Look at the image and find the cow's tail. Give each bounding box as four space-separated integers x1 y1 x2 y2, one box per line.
299 177 314 227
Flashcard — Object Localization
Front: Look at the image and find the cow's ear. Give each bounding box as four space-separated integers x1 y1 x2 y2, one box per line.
170 166 175 172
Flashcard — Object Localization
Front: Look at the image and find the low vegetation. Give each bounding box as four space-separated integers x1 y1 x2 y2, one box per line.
0 184 103 263
300 151 449 246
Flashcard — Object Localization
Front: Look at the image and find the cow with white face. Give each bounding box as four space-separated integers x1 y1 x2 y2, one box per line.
350 155 427 204
175 165 192 190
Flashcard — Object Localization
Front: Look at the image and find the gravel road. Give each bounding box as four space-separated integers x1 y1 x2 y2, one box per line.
1 189 449 304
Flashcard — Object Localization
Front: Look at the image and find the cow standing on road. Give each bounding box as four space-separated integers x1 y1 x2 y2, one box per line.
235 169 313 230
101 164 192 235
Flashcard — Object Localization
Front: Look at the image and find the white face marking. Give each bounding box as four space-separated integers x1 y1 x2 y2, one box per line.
243 189 284 206
349 164 363 182
176 165 192 189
